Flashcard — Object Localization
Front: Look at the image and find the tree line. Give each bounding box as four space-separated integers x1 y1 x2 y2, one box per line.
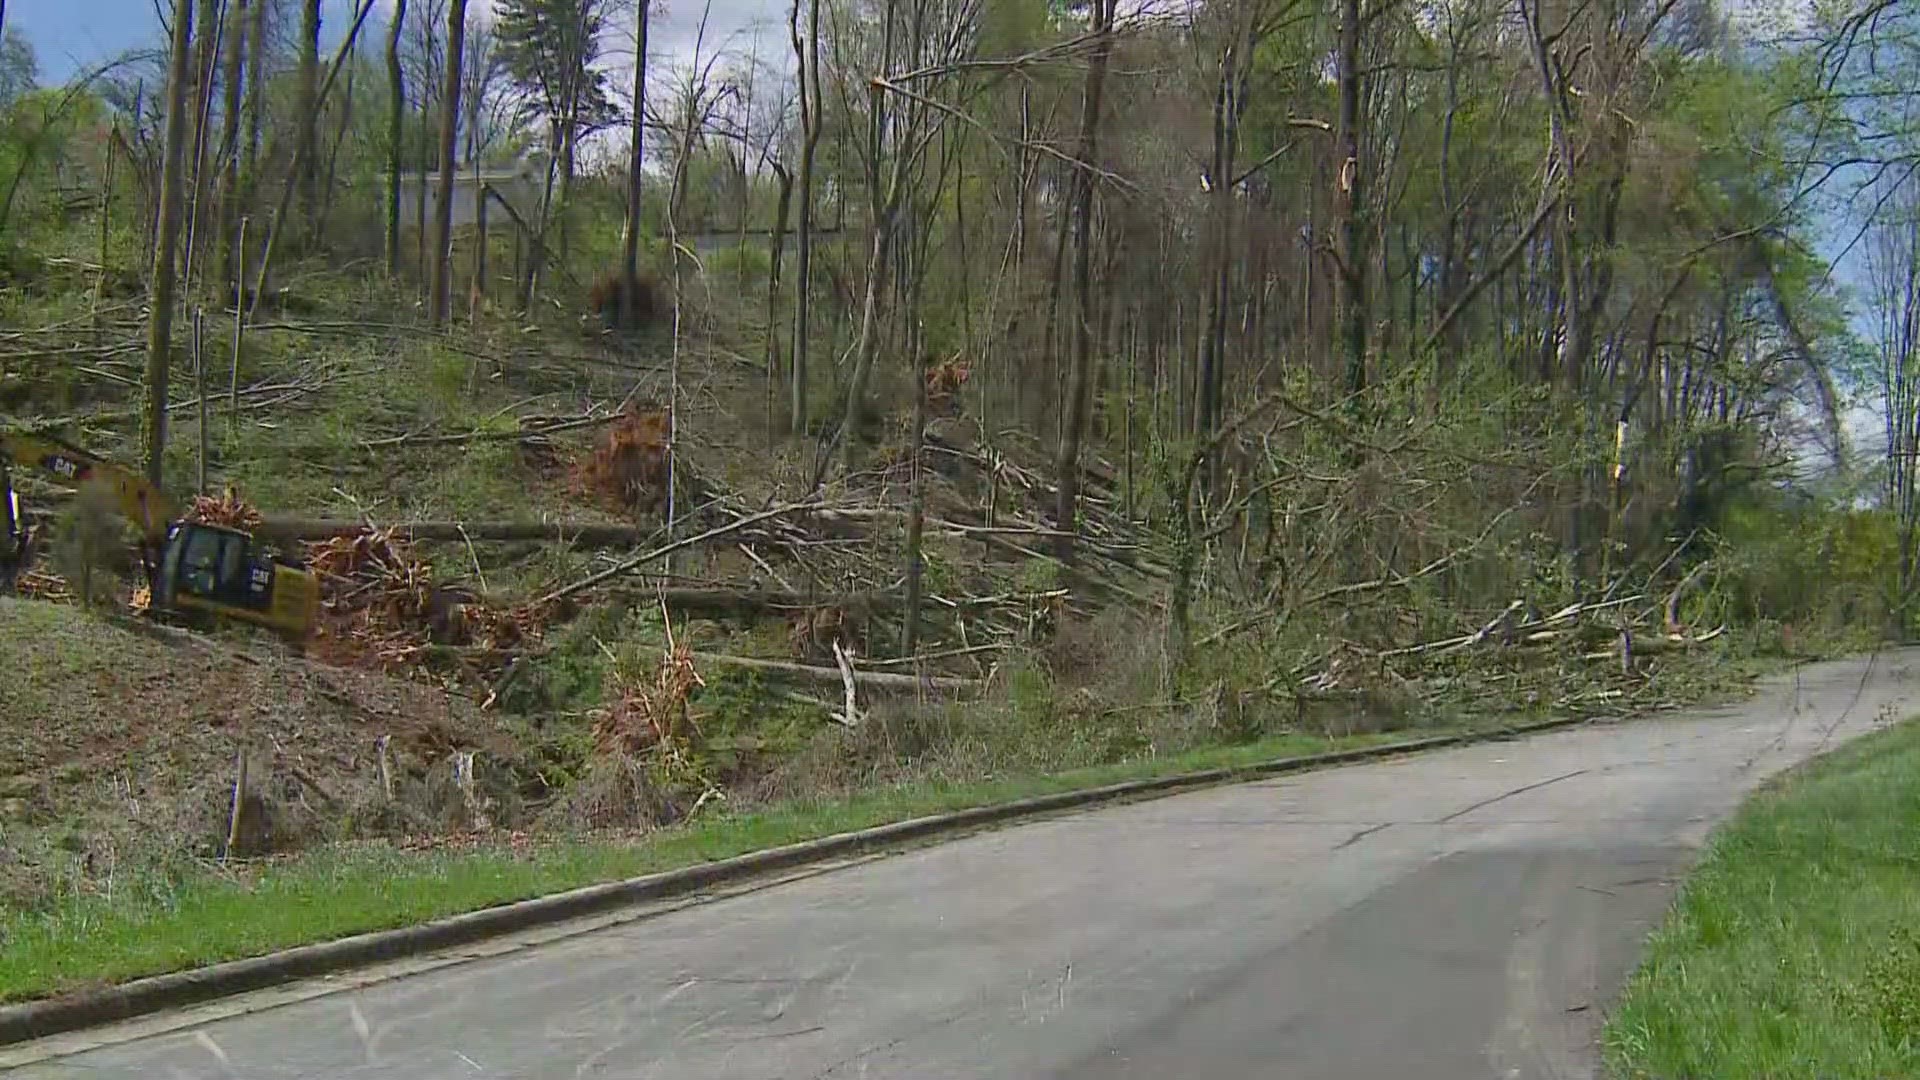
5 0 1920 631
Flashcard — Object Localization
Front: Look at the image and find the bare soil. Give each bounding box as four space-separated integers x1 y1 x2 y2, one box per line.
0 597 527 906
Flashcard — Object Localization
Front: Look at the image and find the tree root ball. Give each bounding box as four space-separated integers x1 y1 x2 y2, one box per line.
588 273 662 332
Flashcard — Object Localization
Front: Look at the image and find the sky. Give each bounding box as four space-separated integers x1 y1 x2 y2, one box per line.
16 0 794 88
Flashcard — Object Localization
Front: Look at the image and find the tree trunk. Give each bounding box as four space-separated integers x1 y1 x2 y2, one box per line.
146 0 197 485
185 0 222 291
556 106 579 272
619 0 650 292
1335 0 1367 396
1197 33 1247 446
788 0 823 437
296 0 322 223
384 0 407 276
243 0 265 203
217 0 247 290
765 162 794 433
429 0 469 327
903 306 927 654
1051 0 1116 564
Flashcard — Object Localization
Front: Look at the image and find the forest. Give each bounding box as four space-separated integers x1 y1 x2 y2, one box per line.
0 0 1919 996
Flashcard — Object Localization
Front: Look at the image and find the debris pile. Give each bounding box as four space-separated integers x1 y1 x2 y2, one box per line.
304 528 438 668
575 407 671 515
185 489 265 531
16 568 72 603
926 359 971 416
592 640 705 758
555 614 725 831
303 527 542 679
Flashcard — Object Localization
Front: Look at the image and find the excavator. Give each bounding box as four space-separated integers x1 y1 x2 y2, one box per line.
0 431 320 642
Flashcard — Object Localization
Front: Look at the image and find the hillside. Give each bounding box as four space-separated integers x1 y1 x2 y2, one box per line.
0 596 527 908
1 0 1914 1000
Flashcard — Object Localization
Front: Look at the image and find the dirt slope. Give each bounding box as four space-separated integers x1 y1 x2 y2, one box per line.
0 597 525 906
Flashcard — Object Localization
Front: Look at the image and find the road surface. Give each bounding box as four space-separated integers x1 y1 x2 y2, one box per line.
12 651 1917 1080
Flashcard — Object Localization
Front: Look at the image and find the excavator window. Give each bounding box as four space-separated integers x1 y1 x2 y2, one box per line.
176 526 227 598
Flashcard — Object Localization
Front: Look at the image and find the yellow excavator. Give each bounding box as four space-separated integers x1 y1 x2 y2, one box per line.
0 431 320 642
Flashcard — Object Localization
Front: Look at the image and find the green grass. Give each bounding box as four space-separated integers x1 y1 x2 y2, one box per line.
1605 715 1920 1079
0 722 1476 1004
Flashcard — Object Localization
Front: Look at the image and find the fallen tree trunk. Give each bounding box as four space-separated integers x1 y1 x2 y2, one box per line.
255 519 657 548
360 412 623 449
608 586 903 617
537 501 822 606
689 651 978 692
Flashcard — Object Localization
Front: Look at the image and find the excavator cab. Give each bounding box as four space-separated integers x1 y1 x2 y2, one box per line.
153 522 320 639
0 431 319 641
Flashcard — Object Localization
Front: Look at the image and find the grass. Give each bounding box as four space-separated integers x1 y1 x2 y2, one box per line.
0 721 1480 1004
1605 714 1920 1079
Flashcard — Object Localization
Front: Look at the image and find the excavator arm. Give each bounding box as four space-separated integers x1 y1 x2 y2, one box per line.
0 456 25 593
0 432 177 542
0 431 317 641
0 432 177 595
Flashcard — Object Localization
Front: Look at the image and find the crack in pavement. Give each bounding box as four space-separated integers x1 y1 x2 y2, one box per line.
1436 769 1589 823
1335 822 1394 849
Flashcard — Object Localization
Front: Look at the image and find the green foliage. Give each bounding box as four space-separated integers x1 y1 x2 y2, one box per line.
50 484 134 609
0 31 37 111
702 241 770 283
493 0 618 136
1606 717 1920 1079
1711 499 1898 634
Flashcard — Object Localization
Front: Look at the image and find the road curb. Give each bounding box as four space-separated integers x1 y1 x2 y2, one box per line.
0 714 1591 1047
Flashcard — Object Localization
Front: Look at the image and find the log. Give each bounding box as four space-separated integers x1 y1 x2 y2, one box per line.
255 518 657 548
537 501 821 606
689 651 977 692
359 412 623 449
609 586 902 617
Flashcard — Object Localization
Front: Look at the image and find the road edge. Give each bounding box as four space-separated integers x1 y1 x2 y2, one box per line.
0 714 1593 1047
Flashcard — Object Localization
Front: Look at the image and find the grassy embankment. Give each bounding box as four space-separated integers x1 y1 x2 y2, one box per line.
1607 714 1920 1079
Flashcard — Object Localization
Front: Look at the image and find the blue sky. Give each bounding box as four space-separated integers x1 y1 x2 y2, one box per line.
17 0 789 86
16 0 162 82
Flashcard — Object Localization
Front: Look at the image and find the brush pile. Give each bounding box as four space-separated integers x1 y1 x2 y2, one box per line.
592 641 705 757
305 529 440 668
575 406 671 515
303 527 543 679
926 358 971 416
17 568 72 602
185 489 265 531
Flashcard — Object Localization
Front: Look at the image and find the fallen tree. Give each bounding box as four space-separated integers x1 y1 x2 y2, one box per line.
255 519 658 548
688 651 979 692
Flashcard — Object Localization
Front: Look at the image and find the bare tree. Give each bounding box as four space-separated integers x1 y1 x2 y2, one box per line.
1334 0 1365 396
836 0 986 466
1052 0 1117 562
246 0 382 321
146 0 198 483
385 0 408 275
1872 174 1920 627
430 0 470 325
620 0 651 299
242 0 265 200
788 0 823 435
217 0 248 289
296 0 321 221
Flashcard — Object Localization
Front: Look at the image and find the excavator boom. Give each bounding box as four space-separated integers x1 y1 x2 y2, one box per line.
0 432 176 542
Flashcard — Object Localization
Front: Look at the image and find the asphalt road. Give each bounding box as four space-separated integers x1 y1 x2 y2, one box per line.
14 651 1918 1080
